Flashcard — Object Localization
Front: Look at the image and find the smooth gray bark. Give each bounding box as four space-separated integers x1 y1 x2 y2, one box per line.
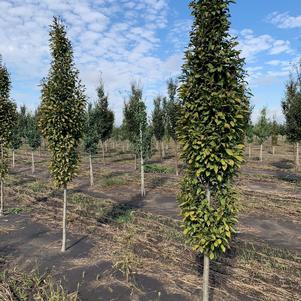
140 126 145 197
31 151 35 174
203 186 211 301
260 144 263 162
12 150 15 168
89 153 94 187
61 186 67 252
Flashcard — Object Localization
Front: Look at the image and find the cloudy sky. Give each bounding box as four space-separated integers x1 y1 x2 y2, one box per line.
0 0 300 124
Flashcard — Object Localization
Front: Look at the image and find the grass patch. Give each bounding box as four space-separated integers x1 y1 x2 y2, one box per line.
144 163 175 174
6 207 31 215
0 269 78 301
98 173 129 187
25 181 49 193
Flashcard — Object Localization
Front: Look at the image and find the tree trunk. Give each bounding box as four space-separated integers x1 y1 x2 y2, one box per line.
31 151 35 174
159 140 163 162
89 153 94 187
134 154 137 170
260 144 263 162
203 186 211 301
140 126 145 197
175 140 179 176
12 150 15 168
122 143 125 153
296 142 299 169
161 141 165 159
102 142 105 164
0 180 3 216
248 144 251 159
127 141 129 151
61 185 67 252
272 146 275 156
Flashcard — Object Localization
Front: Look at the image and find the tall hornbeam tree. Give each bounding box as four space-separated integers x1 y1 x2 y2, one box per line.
0 56 17 216
39 18 86 252
282 76 301 168
253 108 271 162
93 78 114 164
165 78 180 175
152 96 165 161
124 84 151 197
177 1 250 300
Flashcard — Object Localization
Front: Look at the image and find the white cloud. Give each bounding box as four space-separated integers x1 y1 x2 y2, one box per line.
0 0 184 125
267 12 301 29
236 29 292 62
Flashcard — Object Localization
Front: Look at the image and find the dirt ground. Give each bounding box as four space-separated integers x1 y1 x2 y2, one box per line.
0 141 301 300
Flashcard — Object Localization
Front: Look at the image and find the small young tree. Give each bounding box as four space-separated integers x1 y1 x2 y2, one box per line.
39 18 86 252
253 108 271 162
83 103 99 186
93 78 114 164
282 77 301 168
165 78 180 175
152 96 165 161
0 56 16 216
27 112 42 174
177 1 250 300
124 84 151 197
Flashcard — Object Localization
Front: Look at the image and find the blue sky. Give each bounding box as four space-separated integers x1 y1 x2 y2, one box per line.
0 0 300 124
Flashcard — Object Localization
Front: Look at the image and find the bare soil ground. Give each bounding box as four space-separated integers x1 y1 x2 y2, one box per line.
1 141 301 300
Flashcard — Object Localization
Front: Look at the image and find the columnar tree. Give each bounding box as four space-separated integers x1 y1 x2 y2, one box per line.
27 112 41 173
253 108 271 162
39 18 86 252
124 84 151 197
0 56 17 216
165 78 180 175
93 78 114 164
152 96 165 161
83 103 99 186
282 77 301 168
177 1 250 300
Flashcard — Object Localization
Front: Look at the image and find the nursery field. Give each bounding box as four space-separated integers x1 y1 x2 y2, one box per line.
0 140 301 301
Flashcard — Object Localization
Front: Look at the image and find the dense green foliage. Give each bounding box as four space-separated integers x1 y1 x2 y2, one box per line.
177 0 249 259
27 112 42 151
282 77 301 143
253 108 271 144
164 78 180 142
93 79 114 144
39 18 86 187
152 96 165 143
123 84 152 158
0 57 16 179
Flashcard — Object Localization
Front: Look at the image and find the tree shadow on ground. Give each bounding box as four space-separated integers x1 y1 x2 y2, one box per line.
272 159 294 170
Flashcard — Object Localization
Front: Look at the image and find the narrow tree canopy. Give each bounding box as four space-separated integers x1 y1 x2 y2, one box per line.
123 83 151 158
152 96 165 142
39 17 86 187
0 56 17 178
178 0 250 259
282 76 301 143
93 78 114 144
253 107 271 144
